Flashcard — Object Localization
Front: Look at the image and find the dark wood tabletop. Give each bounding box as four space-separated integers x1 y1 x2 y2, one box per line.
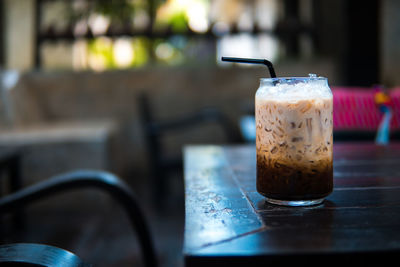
183 143 400 266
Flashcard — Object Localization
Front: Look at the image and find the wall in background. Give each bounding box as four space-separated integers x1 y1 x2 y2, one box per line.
4 0 35 70
381 0 400 87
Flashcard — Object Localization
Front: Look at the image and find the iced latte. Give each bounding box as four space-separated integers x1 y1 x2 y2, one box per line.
256 75 333 206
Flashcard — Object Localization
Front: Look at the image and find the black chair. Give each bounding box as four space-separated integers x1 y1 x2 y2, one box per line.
0 243 91 267
0 170 157 267
0 148 23 227
137 93 242 204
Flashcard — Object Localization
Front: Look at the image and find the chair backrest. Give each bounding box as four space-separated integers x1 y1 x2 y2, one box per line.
332 87 400 141
333 87 400 131
0 243 91 267
0 170 157 267
136 92 243 204
136 92 241 165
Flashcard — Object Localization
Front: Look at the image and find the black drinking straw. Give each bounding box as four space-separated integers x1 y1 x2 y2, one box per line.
221 57 277 78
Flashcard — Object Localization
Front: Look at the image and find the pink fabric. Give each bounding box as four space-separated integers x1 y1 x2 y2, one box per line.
390 87 400 129
332 87 400 131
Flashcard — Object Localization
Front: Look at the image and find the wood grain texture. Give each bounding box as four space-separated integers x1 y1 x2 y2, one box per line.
183 146 262 252
184 143 400 266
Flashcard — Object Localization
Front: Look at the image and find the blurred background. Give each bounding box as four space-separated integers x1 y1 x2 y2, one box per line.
0 0 399 266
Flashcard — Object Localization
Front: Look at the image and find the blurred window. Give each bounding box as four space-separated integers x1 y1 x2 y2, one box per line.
0 1 4 66
35 0 314 71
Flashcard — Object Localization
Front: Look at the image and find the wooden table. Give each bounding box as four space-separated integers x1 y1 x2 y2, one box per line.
183 143 400 266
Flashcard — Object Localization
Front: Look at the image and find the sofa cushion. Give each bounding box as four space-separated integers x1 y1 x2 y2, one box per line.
332 87 400 131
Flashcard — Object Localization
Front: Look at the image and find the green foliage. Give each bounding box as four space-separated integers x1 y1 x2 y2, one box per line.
67 0 135 25
131 38 150 67
87 36 150 69
87 38 115 68
168 11 188 32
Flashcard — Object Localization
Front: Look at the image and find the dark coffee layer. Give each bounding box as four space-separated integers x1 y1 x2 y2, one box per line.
256 155 333 200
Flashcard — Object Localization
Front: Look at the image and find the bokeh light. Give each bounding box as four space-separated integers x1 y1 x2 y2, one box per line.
114 38 134 68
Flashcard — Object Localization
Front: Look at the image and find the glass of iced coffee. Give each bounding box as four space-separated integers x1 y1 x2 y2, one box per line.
256 74 333 206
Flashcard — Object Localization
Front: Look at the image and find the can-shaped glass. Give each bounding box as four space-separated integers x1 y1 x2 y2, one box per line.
255 75 333 206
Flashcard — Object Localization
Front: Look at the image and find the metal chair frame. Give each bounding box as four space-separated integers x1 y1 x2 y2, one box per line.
0 170 157 267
